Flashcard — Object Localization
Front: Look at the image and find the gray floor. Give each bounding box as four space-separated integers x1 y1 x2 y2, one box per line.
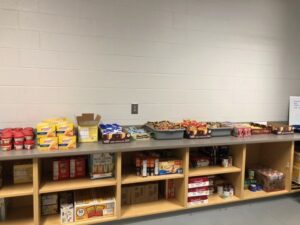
106 193 300 225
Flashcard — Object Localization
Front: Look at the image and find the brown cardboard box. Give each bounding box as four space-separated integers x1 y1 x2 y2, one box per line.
147 183 158 202
76 113 101 143
121 186 131 206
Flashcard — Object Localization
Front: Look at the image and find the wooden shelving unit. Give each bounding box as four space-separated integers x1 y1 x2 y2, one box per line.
189 166 241 177
121 199 184 219
39 178 116 194
0 135 298 225
122 173 184 184
0 183 33 198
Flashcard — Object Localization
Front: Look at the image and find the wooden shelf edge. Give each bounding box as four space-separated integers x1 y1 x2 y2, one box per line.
189 166 241 177
0 183 33 198
39 178 117 194
243 190 290 200
121 174 185 185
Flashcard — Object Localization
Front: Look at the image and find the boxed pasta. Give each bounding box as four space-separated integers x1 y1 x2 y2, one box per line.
89 153 115 179
38 137 58 151
58 136 77 150
36 122 56 139
74 189 96 221
56 121 74 137
13 164 33 184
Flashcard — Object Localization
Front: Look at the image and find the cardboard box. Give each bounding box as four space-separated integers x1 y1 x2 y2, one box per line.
42 204 58 216
94 190 115 217
56 121 74 137
89 153 114 179
165 180 175 200
53 159 70 181
38 137 58 151
74 190 96 222
188 177 209 189
13 164 33 184
36 122 56 139
70 157 86 178
59 136 77 150
188 196 208 206
158 160 183 175
77 113 101 143
121 186 131 206
42 193 58 206
60 192 74 224
147 183 158 202
188 186 209 197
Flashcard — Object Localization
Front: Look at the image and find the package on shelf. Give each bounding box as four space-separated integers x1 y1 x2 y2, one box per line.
74 189 115 222
158 159 183 175
122 183 158 205
100 124 131 144
56 121 74 137
125 127 150 141
38 137 58 151
76 113 101 143
41 193 58 216
188 196 208 206
181 120 211 139
232 124 252 138
60 192 74 224
94 190 116 217
53 159 70 181
74 189 96 221
188 186 209 197
58 136 77 150
188 177 209 189
0 199 6 221
89 153 115 179
13 163 33 184
70 157 86 179
36 122 56 139
1 127 35 151
165 180 175 200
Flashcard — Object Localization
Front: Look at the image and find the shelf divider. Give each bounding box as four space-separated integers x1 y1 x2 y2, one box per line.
33 158 41 225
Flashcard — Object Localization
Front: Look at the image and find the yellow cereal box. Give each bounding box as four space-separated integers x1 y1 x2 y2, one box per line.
56 122 74 137
58 136 77 150
38 137 59 151
36 122 56 139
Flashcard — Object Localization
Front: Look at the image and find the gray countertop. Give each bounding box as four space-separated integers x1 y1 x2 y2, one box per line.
1 134 300 161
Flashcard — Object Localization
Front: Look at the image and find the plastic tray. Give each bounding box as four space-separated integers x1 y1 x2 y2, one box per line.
145 125 185 140
210 127 232 137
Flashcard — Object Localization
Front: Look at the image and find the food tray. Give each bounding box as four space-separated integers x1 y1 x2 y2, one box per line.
250 123 272 135
184 130 211 139
145 125 185 140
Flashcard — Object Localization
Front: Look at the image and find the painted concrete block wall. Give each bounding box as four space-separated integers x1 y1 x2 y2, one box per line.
0 0 300 127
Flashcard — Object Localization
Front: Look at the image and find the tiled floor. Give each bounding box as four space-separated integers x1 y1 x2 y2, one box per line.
107 193 300 225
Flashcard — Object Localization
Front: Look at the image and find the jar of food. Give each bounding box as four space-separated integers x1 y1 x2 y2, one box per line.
14 142 24 150
24 140 34 150
14 132 24 142
1 132 13 144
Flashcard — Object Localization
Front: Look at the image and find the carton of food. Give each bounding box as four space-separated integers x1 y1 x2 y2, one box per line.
74 190 96 221
121 186 131 205
42 193 58 206
36 122 56 139
158 160 183 175
70 157 86 178
13 164 33 184
56 121 74 137
53 159 70 181
58 136 77 150
42 204 58 216
147 183 158 202
89 153 114 179
94 190 116 217
76 113 101 143
38 137 58 151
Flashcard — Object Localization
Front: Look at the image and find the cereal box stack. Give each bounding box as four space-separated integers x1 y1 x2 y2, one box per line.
36 118 76 151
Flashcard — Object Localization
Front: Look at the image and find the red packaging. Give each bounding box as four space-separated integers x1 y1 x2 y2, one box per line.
188 177 209 188
23 129 34 141
1 132 13 144
1 143 12 151
165 179 175 199
24 140 35 150
188 186 209 197
14 141 24 150
70 157 86 178
14 132 25 142
188 196 208 206
53 159 70 181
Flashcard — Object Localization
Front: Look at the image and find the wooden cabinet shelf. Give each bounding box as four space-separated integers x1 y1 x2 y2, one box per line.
121 199 183 219
39 178 117 194
243 189 289 200
0 183 33 198
122 173 184 184
41 214 117 225
188 194 240 208
0 206 33 225
189 166 241 177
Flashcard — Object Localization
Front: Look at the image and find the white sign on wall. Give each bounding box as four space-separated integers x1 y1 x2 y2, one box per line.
289 96 300 125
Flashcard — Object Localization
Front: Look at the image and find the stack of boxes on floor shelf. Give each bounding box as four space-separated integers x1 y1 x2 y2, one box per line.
245 166 285 192
42 189 115 223
0 160 33 220
134 151 183 177
37 118 76 151
188 176 235 206
42 153 115 223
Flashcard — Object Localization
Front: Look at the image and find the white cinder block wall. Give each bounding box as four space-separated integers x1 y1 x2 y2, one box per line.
0 0 300 127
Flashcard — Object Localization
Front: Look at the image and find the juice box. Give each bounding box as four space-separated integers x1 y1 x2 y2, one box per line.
58 136 77 150
38 137 58 150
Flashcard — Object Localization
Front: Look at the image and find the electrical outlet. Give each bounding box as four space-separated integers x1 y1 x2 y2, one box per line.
131 104 138 114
